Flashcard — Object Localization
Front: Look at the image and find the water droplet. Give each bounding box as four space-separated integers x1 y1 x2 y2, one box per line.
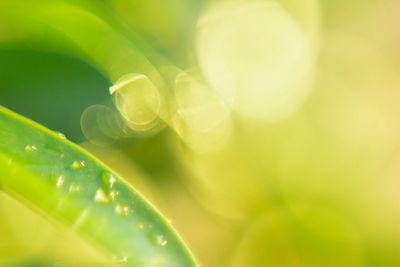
149 232 168 247
114 203 130 216
109 190 119 201
160 238 167 246
137 222 145 230
56 131 66 139
25 144 37 152
100 170 116 188
94 188 111 204
69 183 80 193
50 174 64 188
162 217 172 224
72 160 85 169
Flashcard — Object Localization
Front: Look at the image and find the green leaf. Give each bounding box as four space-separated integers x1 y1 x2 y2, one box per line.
0 105 197 267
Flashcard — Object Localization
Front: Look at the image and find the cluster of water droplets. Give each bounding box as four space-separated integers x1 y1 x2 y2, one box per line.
94 170 169 248
68 183 80 193
25 144 37 152
115 203 130 216
24 135 169 265
93 170 131 216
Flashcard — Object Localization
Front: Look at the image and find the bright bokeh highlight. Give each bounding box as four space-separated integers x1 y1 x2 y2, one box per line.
111 73 161 132
197 0 314 122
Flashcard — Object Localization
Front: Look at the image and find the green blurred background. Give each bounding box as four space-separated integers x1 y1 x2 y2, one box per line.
1 0 400 266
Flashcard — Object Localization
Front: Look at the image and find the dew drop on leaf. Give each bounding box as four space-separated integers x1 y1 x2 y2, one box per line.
94 188 111 204
55 131 67 139
149 232 168 247
72 160 85 169
114 203 130 216
25 144 37 152
69 183 80 193
50 174 64 188
162 217 172 224
100 170 116 188
109 190 119 201
159 236 168 247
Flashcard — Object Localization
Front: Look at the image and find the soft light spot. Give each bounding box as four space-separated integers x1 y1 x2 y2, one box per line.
112 73 161 127
175 72 231 133
80 105 121 146
137 222 145 230
197 0 313 121
173 72 233 152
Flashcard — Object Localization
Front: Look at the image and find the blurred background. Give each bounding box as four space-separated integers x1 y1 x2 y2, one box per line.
1 0 400 266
